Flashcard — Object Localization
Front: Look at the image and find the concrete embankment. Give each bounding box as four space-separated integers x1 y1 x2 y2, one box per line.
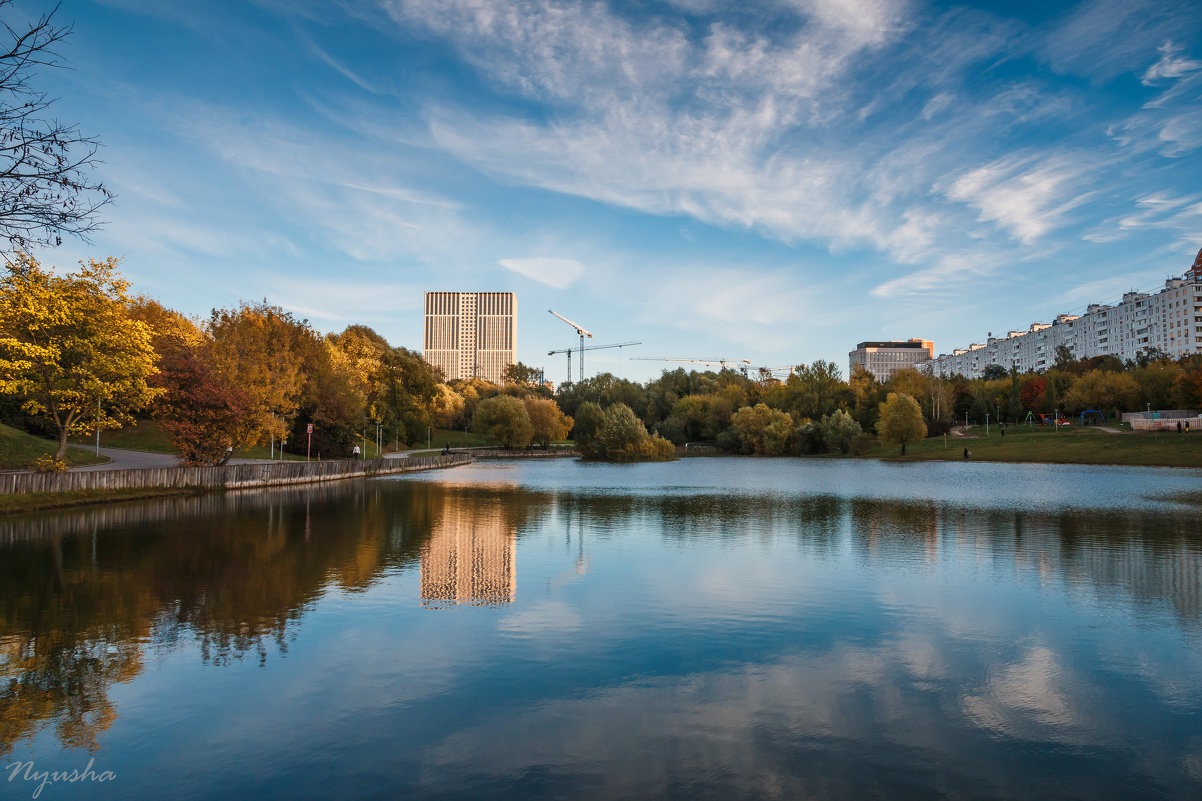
0 453 471 496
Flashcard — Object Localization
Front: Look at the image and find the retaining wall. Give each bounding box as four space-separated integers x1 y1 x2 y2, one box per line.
0 454 471 495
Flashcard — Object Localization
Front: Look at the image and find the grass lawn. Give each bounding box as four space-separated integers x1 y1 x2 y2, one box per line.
875 423 1202 468
86 419 175 453
0 422 109 470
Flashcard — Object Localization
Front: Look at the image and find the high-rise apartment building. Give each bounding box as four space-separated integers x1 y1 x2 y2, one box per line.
423 291 516 384
849 339 935 382
923 248 1202 378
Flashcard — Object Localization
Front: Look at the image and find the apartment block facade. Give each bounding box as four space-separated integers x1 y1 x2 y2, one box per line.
923 250 1202 378
849 339 936 382
423 291 516 384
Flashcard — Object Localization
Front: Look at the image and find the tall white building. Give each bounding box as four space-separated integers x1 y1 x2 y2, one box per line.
923 249 1202 378
423 292 516 384
849 339 935 382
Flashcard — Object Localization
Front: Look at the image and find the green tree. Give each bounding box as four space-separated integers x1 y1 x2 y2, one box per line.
818 408 861 454
0 254 158 457
471 395 532 449
982 363 1007 381
728 403 794 455
1007 369 1023 422
875 392 927 455
503 362 543 387
587 402 674 462
571 401 604 450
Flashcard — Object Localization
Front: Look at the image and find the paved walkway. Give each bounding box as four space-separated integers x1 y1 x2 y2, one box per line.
71 446 179 471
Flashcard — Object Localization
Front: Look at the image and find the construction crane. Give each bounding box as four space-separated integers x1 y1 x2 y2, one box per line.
548 341 641 384
753 365 799 384
548 309 593 382
632 357 753 376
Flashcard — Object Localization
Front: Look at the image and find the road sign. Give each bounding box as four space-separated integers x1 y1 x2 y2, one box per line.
307 423 313 433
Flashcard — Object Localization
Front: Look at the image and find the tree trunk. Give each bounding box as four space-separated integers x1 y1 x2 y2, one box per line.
55 425 69 459
900 441 907 456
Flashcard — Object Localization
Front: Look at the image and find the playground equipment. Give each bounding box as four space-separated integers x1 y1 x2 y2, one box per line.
1080 410 1107 426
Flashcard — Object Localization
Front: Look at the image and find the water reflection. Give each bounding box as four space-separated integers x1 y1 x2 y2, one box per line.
420 500 517 608
0 464 1200 800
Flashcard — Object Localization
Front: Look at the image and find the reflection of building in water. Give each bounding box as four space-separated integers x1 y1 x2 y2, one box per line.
420 506 516 607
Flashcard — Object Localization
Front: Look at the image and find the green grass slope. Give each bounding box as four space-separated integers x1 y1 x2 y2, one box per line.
0 422 109 469
880 424 1202 468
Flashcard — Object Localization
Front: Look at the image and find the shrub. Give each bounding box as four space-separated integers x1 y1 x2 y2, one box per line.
851 432 877 456
33 454 68 473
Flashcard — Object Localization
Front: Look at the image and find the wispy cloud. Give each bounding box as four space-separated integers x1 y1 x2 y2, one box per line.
940 154 1096 244
499 257 584 289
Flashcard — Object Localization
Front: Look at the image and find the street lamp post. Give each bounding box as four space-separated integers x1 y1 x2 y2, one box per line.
986 413 990 436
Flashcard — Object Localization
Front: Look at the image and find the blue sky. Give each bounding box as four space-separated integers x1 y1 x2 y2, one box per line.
26 0 1202 382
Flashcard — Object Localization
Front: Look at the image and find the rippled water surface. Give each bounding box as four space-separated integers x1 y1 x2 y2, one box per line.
2 458 1201 800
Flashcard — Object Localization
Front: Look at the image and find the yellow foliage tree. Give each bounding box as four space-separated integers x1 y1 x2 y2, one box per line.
205 301 313 452
524 397 573 447
0 254 158 457
875 392 927 455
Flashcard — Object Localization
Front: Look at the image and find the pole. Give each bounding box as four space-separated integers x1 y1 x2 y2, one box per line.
95 397 100 457
427 427 431 451
307 429 312 462
986 413 989 436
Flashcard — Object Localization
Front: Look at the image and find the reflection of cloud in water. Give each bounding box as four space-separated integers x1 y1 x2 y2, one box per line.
419 636 1192 798
962 646 1083 739
498 601 583 637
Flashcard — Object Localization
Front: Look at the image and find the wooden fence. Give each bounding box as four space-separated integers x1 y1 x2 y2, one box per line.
0 453 471 495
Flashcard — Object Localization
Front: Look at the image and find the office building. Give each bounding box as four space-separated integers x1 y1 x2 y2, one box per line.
849 339 935 382
923 249 1202 378
423 291 516 384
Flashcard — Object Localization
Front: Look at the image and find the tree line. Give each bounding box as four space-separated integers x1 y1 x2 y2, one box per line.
3 256 1201 466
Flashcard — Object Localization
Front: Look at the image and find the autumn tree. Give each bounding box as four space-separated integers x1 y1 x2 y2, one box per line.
205 301 312 457
524 397 572 447
876 392 927 455
0 254 157 457
1061 369 1139 418
471 395 532 449
154 347 250 465
430 383 465 428
0 1 112 255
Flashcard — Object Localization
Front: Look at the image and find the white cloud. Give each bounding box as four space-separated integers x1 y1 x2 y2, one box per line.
1141 41 1202 85
499 257 585 289
941 154 1095 243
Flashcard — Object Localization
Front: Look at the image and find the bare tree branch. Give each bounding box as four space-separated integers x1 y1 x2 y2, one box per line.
0 0 111 257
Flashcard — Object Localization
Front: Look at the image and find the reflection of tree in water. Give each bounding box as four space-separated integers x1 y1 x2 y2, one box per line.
0 479 512 755
847 499 1202 626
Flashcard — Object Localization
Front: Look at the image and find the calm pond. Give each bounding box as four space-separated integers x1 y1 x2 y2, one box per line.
2 457 1201 800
